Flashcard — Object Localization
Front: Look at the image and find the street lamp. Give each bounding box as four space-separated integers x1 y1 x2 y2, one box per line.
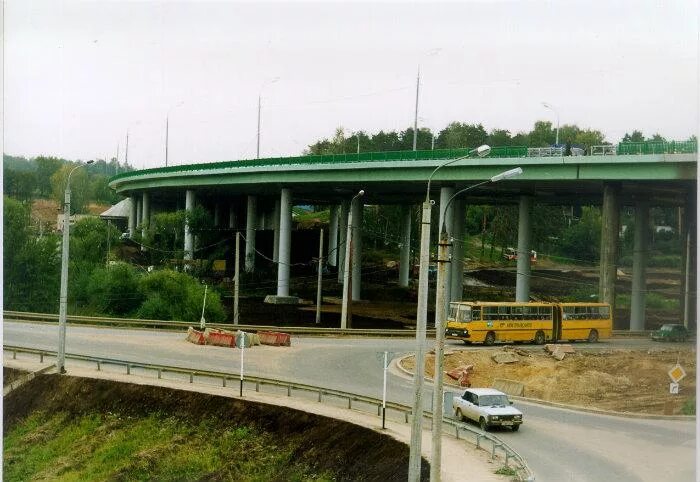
542 101 560 146
430 166 522 482
57 160 94 374
340 190 365 329
408 145 490 481
257 76 281 159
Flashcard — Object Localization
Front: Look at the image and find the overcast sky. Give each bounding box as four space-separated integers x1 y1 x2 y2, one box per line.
4 0 698 169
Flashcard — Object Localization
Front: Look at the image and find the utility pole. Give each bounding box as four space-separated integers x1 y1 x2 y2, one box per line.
234 232 240 325
256 95 261 159
412 68 420 151
316 228 324 324
125 130 129 166
165 116 169 166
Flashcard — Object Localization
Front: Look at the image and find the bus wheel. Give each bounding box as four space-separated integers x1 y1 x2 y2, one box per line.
587 330 599 343
534 330 545 345
462 340 471 345
484 332 496 346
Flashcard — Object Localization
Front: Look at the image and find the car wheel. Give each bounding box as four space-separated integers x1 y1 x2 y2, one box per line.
512 424 520 432
455 408 466 422
587 329 599 343
534 330 545 345
484 332 496 346
479 417 489 431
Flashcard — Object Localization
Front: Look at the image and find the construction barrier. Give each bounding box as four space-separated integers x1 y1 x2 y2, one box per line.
258 331 291 347
186 327 206 345
204 329 236 348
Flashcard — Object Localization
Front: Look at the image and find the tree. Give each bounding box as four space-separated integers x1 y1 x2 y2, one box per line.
487 129 513 147
3 169 36 202
435 122 488 149
85 263 144 315
558 207 601 263
527 121 555 147
574 129 606 150
35 156 64 197
648 133 667 143
51 163 93 214
622 131 645 143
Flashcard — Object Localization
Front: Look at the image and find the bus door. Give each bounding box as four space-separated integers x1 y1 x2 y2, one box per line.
553 305 563 341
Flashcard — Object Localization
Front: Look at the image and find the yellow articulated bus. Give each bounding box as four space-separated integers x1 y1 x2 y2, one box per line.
445 301 612 345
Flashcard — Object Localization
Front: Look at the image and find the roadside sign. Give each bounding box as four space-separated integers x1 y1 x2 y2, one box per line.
668 364 686 383
376 351 395 368
670 383 679 394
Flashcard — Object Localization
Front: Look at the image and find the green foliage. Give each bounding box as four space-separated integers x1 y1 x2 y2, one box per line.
681 397 695 415
494 465 517 476
3 196 60 312
558 207 601 263
436 122 488 149
143 211 187 264
623 130 645 142
51 163 93 214
35 156 64 197
3 169 37 202
85 263 144 316
137 270 226 322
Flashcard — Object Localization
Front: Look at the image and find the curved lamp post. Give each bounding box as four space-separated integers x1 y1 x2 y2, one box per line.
408 145 490 481
542 101 560 146
429 166 522 481
57 160 94 373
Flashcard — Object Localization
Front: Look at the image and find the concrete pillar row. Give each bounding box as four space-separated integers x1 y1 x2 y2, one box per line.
245 195 257 273
273 199 281 263
128 195 137 237
351 197 363 301
184 190 195 261
450 200 465 302
141 192 150 239
276 189 292 297
328 205 339 267
437 186 456 317
515 195 533 302
598 184 621 307
630 201 649 330
337 200 349 283
399 205 412 287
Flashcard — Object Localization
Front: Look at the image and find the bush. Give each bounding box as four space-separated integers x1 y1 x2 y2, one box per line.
137 270 226 323
85 263 144 316
681 397 695 415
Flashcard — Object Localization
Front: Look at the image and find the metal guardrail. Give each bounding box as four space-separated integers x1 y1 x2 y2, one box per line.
527 147 564 157
3 344 534 481
3 311 649 339
590 145 617 156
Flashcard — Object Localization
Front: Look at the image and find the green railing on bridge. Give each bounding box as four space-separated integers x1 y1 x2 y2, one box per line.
110 146 530 182
110 140 696 183
617 140 697 155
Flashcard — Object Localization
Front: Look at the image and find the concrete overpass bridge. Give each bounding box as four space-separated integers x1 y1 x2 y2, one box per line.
109 144 697 330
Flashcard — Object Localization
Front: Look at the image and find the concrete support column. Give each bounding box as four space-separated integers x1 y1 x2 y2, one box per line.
450 200 465 302
213 203 220 227
245 195 257 272
136 197 142 230
630 201 649 330
437 187 455 316
598 184 621 306
337 200 349 283
184 190 195 260
328 205 339 267
128 195 137 237
515 195 533 302
277 189 292 297
351 198 363 301
273 199 281 262
228 204 236 229
399 205 412 287
141 192 150 238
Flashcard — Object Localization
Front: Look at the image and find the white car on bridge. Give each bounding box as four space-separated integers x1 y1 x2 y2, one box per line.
453 388 523 431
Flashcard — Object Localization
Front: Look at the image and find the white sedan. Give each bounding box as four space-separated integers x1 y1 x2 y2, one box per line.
453 387 523 431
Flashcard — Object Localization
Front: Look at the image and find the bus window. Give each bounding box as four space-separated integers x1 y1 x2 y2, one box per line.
483 306 498 321
562 306 574 320
600 306 610 319
512 306 523 320
449 303 459 320
539 306 552 320
457 306 471 322
472 307 481 321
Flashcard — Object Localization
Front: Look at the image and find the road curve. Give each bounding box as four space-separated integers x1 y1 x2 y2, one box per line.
3 322 695 482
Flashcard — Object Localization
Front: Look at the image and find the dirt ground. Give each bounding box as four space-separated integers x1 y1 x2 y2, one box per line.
401 346 696 415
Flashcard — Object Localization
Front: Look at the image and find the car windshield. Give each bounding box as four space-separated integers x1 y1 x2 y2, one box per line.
478 395 509 406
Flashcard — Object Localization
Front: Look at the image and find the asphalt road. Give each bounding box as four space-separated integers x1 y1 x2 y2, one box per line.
3 321 696 482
